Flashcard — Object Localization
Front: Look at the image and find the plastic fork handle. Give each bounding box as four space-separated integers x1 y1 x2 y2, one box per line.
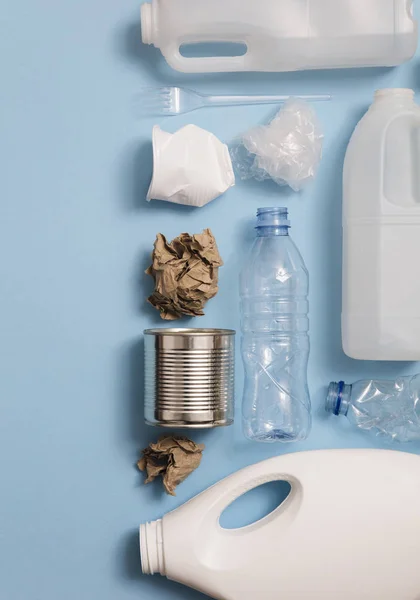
204 94 332 107
165 45 247 74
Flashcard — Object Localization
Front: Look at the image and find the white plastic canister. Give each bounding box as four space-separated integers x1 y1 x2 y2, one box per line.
343 89 420 360
141 0 417 73
140 449 420 599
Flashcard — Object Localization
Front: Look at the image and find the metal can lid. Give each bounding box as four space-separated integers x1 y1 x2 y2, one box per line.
144 328 236 336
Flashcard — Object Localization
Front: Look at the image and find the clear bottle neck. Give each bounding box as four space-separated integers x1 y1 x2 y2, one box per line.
257 226 290 237
255 207 290 236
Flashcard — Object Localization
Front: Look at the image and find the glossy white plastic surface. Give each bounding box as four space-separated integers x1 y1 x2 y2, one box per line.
343 89 420 360
140 449 420 600
140 0 417 73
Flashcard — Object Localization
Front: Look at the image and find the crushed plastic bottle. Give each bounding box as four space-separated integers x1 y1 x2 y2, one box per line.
326 376 420 442
240 208 311 443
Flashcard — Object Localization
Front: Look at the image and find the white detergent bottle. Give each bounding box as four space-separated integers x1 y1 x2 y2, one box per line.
140 449 420 600
343 89 420 360
140 0 417 73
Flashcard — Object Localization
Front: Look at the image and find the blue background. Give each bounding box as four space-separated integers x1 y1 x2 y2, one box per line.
2 1 420 598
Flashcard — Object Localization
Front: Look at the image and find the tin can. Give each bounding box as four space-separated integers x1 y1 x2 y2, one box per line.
144 328 235 428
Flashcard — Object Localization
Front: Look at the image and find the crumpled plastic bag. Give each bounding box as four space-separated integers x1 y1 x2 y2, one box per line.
231 99 323 192
146 228 223 320
137 436 205 496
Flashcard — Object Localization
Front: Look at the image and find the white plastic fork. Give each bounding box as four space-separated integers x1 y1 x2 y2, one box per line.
137 86 332 116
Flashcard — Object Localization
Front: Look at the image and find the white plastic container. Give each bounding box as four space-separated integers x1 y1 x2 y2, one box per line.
140 449 420 600
140 0 417 73
343 89 420 361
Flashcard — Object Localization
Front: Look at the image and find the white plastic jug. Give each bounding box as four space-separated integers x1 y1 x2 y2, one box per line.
140 0 417 73
140 449 420 599
343 89 420 361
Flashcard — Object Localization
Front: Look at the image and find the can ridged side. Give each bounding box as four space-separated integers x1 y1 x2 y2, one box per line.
144 329 235 428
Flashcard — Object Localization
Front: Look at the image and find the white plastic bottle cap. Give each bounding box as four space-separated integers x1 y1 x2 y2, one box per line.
139 520 165 576
374 88 414 101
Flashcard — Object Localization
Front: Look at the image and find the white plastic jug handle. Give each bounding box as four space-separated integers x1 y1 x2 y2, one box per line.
165 43 248 73
198 457 303 526
380 107 420 205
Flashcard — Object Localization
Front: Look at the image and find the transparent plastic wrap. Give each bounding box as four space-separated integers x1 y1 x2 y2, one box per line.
326 375 420 442
231 99 323 191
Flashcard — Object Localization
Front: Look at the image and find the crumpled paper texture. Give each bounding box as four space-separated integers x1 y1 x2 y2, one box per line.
146 228 223 320
137 436 205 496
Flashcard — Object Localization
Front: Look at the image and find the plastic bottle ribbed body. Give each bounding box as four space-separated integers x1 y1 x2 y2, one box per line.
240 209 311 443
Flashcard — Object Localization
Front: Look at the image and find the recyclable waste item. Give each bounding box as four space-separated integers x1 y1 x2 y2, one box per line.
144 328 235 428
146 229 223 320
140 449 420 599
137 86 332 116
140 0 417 73
240 208 311 442
343 88 420 360
138 436 205 495
147 124 234 207
232 99 323 191
326 375 420 443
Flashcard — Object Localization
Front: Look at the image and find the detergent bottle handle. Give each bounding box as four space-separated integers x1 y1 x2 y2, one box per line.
200 455 304 526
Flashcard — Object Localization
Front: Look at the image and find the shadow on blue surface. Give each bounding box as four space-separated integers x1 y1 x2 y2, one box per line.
126 140 153 210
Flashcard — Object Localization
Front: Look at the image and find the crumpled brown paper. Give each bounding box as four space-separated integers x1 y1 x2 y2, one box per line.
146 228 223 320
137 436 205 496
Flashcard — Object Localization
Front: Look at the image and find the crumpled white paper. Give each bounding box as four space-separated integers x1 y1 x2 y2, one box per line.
231 99 323 192
147 124 235 207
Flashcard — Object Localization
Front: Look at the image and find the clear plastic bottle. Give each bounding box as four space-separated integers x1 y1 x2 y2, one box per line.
326 376 420 442
240 208 311 443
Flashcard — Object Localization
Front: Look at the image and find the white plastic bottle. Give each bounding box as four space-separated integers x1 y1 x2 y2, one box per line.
140 0 417 73
343 89 420 360
140 449 420 599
